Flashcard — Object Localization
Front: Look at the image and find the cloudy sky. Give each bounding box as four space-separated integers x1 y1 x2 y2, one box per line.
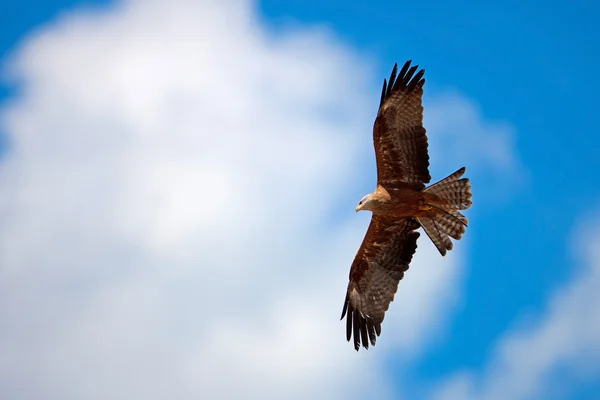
1 0 599 399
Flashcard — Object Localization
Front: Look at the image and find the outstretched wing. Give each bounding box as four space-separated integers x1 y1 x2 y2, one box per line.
374 60 430 188
341 216 420 351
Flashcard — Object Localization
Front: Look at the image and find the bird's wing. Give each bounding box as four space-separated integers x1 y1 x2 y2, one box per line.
341 216 420 350
374 60 430 189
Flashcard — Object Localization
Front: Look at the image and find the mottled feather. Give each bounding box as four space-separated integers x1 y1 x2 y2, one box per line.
417 217 453 256
374 60 430 188
418 167 472 255
341 217 420 350
424 167 472 210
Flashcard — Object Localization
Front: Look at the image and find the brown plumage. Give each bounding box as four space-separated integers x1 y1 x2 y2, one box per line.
341 60 473 351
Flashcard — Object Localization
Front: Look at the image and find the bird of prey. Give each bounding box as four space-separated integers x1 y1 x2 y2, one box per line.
341 60 472 351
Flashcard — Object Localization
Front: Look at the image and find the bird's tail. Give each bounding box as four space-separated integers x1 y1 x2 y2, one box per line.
417 167 472 256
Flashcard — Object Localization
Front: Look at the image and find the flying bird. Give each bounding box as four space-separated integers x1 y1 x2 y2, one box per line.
341 60 472 351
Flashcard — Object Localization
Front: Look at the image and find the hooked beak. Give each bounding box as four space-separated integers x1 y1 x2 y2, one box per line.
355 205 361 213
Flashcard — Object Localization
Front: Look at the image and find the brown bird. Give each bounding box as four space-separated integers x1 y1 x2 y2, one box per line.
341 60 472 351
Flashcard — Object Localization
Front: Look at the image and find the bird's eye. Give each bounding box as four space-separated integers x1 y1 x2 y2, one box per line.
359 200 363 205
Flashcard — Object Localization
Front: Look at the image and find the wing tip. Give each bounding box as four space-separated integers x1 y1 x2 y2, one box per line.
380 59 426 107
340 293 349 320
342 296 381 352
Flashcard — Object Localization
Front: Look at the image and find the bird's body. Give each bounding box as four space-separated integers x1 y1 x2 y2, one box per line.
359 184 447 218
341 60 473 351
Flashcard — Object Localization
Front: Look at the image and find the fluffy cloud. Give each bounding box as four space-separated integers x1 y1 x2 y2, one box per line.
432 216 600 400
0 0 517 399
424 92 525 204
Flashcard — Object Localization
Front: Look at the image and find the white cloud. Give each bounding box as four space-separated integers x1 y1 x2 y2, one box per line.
0 0 519 399
424 92 526 204
432 216 600 400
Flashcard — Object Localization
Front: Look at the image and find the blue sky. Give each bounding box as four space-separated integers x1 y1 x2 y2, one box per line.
260 1 600 394
1 0 600 399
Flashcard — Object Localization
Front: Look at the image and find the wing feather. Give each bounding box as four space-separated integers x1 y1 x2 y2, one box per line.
374 60 430 188
379 78 388 107
341 216 420 351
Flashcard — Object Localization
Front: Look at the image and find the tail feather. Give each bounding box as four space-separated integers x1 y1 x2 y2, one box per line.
432 209 467 240
418 218 453 256
418 167 472 256
424 166 472 210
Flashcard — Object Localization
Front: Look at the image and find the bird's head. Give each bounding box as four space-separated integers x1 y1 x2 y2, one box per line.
355 194 373 212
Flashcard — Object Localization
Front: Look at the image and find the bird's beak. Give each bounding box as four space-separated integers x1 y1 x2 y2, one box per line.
355 205 360 213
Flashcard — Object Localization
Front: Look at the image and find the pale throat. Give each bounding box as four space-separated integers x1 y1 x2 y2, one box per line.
357 190 390 212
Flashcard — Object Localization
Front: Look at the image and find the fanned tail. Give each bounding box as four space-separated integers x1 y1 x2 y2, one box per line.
417 167 472 256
